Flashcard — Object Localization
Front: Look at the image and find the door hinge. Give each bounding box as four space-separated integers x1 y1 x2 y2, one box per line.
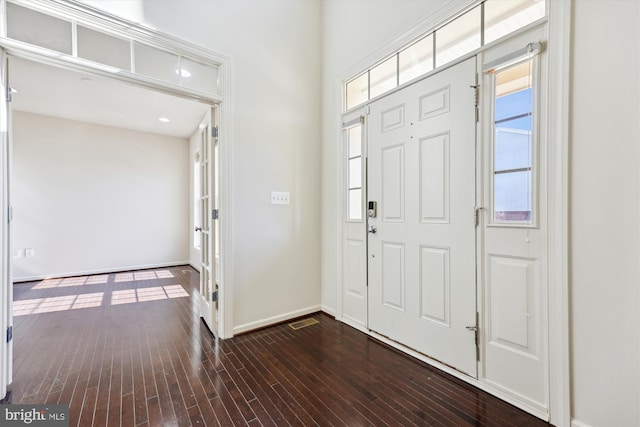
471 74 479 122
474 206 483 227
212 209 219 220
6 88 12 103
6 326 12 343
211 126 219 139
466 312 480 361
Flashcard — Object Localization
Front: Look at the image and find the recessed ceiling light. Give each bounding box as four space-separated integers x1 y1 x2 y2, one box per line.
176 68 191 78
158 117 170 123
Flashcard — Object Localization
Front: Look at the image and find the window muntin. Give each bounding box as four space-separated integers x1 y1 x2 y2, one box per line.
344 0 546 111
492 59 535 224
346 125 363 221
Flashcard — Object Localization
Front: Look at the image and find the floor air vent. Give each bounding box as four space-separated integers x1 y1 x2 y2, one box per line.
288 318 319 330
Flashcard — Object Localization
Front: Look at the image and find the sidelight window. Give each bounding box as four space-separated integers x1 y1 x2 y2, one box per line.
346 123 363 221
491 59 536 224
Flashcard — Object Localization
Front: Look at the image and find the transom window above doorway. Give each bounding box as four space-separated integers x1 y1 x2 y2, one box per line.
4 0 220 97
345 0 545 110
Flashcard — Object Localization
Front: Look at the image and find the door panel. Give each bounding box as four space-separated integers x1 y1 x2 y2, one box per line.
420 133 449 222
368 57 477 376
419 245 450 326
381 242 405 310
381 145 404 221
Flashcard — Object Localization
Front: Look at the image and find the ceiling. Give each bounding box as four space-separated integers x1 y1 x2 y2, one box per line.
8 56 210 139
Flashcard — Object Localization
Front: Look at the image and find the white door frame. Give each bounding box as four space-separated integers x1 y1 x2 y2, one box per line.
0 48 234 340
334 1 571 425
0 48 13 402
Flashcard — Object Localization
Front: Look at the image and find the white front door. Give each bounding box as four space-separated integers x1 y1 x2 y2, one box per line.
198 108 217 335
367 57 478 376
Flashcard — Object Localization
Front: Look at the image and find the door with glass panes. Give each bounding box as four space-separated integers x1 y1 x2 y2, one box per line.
197 107 218 335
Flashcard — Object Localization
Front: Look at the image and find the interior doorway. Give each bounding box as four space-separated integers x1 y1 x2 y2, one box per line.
1 53 222 399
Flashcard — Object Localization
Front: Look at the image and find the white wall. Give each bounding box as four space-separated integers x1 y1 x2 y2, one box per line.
81 0 324 331
12 111 190 281
570 1 640 426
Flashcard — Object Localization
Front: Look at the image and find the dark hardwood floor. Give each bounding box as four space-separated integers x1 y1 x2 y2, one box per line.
4 266 550 426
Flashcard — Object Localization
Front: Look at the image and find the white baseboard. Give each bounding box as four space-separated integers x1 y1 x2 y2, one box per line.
188 263 201 273
320 305 336 317
233 305 321 335
571 420 593 427
12 261 191 283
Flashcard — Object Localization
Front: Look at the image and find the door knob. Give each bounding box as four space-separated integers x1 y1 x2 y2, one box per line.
368 225 377 234
195 226 202 232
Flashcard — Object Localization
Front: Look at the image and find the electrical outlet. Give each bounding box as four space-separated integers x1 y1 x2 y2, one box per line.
25 248 35 258
271 191 290 205
12 249 22 259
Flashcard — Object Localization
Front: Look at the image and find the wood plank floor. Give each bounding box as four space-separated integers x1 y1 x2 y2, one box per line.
3 266 551 426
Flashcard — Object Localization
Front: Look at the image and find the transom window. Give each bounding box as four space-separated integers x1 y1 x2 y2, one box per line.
345 0 545 110
5 1 220 97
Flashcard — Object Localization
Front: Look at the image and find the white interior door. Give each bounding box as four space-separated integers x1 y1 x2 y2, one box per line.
367 57 478 376
198 108 217 335
0 50 13 399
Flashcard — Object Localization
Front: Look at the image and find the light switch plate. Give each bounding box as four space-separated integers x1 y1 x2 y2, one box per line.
271 191 290 205
25 248 35 258
12 249 22 259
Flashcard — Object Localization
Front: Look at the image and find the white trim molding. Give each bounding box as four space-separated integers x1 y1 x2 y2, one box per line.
12 261 192 283
546 0 572 425
571 419 593 427
232 305 321 336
